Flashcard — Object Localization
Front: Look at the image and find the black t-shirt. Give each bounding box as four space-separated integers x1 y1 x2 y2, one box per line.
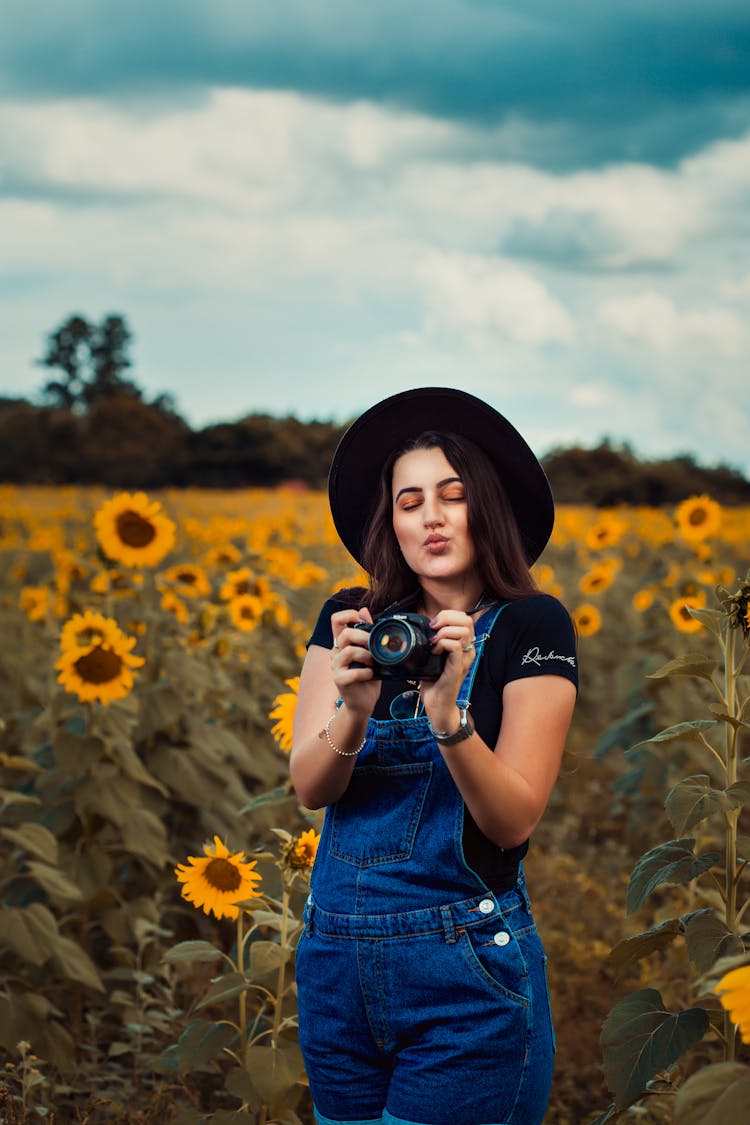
307 589 578 891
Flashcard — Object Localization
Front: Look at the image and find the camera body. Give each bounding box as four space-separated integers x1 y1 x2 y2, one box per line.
353 612 445 680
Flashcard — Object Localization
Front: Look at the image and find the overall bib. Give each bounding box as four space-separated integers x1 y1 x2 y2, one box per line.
296 606 556 1125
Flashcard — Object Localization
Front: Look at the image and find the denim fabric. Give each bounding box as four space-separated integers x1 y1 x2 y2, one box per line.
296 605 556 1125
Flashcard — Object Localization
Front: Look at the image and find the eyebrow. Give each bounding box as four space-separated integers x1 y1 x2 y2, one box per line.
394 476 463 502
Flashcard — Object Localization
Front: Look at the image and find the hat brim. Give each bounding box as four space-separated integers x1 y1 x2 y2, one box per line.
328 387 554 567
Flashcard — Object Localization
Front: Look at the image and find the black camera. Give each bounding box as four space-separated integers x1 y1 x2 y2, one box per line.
353 613 445 680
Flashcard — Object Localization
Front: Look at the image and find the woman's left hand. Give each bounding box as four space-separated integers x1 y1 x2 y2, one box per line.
419 609 475 731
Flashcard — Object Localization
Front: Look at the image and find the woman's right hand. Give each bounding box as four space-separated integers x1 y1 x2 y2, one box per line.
330 606 381 719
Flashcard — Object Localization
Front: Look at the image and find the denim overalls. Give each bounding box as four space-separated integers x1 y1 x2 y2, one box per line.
296 605 556 1125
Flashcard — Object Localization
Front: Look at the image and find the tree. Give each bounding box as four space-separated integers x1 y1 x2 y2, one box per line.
38 314 142 411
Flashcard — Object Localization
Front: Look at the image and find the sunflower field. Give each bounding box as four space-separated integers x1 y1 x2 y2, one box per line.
0 484 749 1124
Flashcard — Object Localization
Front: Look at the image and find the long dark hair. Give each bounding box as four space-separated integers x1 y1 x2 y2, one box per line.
360 431 539 615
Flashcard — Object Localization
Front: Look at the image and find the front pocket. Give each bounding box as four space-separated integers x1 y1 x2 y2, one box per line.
458 921 529 1006
329 762 432 866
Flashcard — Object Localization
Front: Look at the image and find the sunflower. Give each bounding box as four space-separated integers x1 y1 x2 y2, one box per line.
175 835 262 920
160 563 211 598
585 516 627 552
95 492 176 569
572 604 602 637
578 561 618 597
668 595 704 634
56 614 145 705
220 568 267 601
203 543 242 568
632 589 655 613
674 495 722 544
282 828 320 871
269 677 300 753
60 610 124 653
228 594 264 633
161 590 190 625
91 568 144 596
716 965 750 1044
19 585 49 622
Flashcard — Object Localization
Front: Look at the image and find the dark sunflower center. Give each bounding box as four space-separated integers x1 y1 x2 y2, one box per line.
688 508 707 526
74 646 123 684
204 857 242 892
240 605 256 619
177 571 197 584
235 580 250 595
679 604 692 621
116 510 157 548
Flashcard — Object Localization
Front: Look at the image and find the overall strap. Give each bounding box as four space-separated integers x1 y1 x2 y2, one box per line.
456 602 509 709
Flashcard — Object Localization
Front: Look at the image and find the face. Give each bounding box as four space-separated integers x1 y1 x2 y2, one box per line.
391 446 478 588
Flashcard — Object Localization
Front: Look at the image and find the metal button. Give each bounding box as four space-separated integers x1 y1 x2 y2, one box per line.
478 898 494 914
493 931 510 947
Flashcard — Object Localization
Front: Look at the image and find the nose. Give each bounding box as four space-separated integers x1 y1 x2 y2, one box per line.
422 495 444 527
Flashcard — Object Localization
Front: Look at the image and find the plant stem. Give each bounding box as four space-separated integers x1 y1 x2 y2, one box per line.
724 623 738 1062
272 885 290 1047
237 911 248 1068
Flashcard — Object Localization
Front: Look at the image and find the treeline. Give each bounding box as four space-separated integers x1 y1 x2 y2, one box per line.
2 392 749 505
1 313 748 505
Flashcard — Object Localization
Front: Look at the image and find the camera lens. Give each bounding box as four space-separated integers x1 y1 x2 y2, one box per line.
369 619 415 666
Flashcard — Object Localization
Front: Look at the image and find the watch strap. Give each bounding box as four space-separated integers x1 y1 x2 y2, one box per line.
429 705 474 745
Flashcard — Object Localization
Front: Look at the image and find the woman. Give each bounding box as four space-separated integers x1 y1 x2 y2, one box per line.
290 388 577 1125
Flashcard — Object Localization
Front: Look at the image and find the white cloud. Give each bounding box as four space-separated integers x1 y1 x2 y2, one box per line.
0 88 748 471
418 251 574 346
598 291 747 359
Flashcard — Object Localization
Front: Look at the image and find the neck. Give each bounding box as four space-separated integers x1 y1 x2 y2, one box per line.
418 577 485 619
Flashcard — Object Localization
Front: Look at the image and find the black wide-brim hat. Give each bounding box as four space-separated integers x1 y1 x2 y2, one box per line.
328 387 554 567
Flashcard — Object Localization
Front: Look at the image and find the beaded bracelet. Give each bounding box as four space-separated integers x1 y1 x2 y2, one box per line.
320 712 366 757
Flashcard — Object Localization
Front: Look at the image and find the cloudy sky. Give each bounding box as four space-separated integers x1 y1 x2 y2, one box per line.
1 1 749 472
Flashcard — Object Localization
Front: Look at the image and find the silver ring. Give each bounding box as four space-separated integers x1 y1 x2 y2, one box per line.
462 643 475 652
332 640 340 650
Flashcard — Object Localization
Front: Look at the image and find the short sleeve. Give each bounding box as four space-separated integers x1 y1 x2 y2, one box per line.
306 588 368 650
503 595 578 691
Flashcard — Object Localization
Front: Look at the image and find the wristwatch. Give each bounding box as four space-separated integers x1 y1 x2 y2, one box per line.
429 704 474 745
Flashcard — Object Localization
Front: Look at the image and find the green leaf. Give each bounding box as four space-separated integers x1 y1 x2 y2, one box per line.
225 1066 262 1109
665 775 732 834
238 786 292 814
52 729 106 774
600 989 709 1110
629 720 716 756
154 1018 236 1075
710 705 750 731
106 739 169 796
726 781 750 808
683 910 745 973
648 654 718 683
1 823 58 865
608 918 683 974
26 861 84 903
626 839 720 915
249 940 290 978
243 1043 306 1110
675 1061 750 1125
594 703 654 760
121 807 168 864
0 788 41 809
52 935 105 991
163 941 224 965
0 904 59 966
684 607 724 637
194 971 252 1011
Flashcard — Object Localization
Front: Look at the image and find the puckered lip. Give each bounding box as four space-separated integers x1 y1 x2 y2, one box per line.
423 534 448 546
